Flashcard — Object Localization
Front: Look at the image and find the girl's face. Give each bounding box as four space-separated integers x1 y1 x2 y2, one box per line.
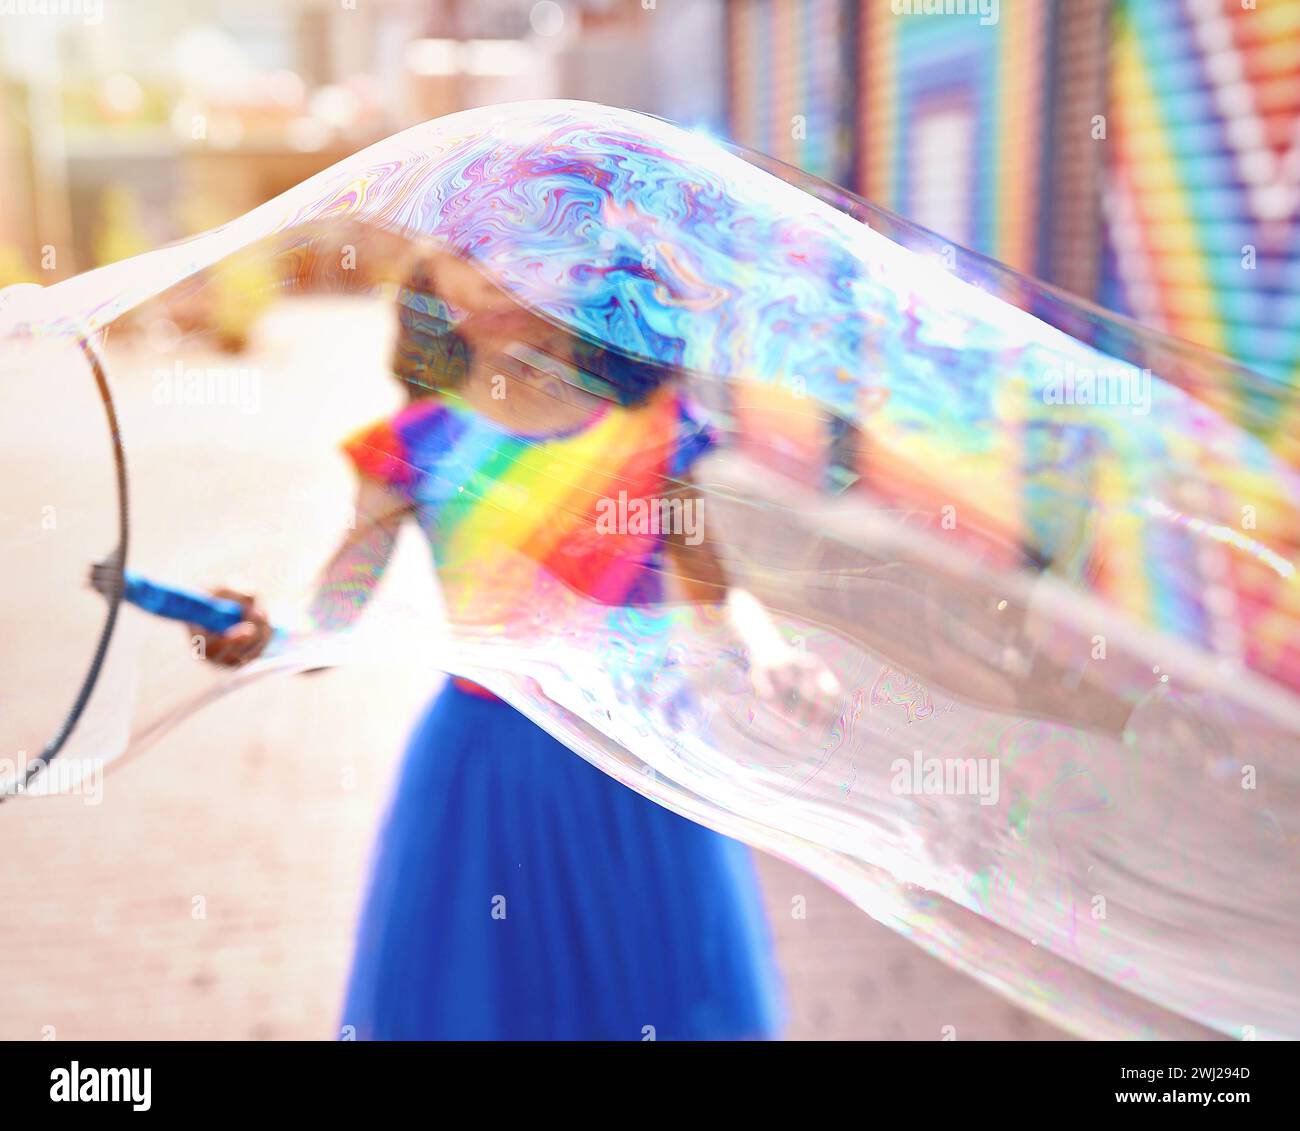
413 251 616 433
474 312 611 432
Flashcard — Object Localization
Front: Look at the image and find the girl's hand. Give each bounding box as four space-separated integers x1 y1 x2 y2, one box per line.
725 587 843 725
193 588 273 667
749 642 843 726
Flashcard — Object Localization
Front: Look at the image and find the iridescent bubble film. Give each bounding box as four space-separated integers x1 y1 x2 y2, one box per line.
1 101 1296 1039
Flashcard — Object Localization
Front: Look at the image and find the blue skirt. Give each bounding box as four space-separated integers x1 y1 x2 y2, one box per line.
340 681 784 1040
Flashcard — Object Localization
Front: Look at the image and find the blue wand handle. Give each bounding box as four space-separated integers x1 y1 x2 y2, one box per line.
120 570 246 634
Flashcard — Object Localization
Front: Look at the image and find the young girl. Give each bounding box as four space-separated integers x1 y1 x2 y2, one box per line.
200 249 839 1039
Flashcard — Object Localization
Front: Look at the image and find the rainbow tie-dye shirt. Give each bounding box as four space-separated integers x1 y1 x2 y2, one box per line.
342 386 715 628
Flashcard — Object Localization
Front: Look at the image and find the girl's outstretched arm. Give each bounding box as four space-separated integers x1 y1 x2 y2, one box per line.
305 477 412 633
192 478 411 666
663 482 842 725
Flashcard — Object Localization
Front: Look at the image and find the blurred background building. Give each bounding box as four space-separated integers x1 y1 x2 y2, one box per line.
0 0 728 282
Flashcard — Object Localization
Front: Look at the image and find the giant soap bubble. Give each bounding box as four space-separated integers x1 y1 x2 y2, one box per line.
1 101 1297 1039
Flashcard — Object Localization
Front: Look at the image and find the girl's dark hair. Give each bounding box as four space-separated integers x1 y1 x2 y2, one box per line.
569 333 681 408
391 257 470 399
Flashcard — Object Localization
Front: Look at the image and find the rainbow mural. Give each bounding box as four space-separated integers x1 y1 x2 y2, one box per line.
857 0 1051 275
726 0 854 184
1101 0 1300 398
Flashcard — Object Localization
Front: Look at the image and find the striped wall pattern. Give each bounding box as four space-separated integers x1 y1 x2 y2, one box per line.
857 0 1052 275
1101 0 1300 392
727 0 855 184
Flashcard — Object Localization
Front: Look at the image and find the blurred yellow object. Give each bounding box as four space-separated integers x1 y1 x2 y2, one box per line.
179 194 276 352
94 184 152 268
207 250 277 353
0 244 34 289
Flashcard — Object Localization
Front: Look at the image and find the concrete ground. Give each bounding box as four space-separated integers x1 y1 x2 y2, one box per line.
0 298 1066 1040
